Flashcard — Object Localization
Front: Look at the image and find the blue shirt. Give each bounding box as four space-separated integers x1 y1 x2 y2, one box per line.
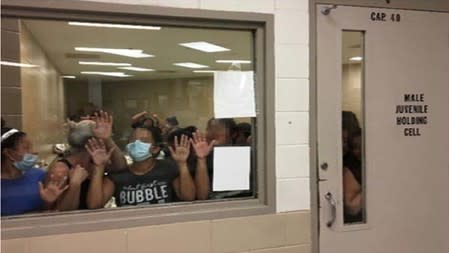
1 168 46 216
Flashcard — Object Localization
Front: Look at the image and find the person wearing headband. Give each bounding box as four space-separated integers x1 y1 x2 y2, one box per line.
1 124 68 216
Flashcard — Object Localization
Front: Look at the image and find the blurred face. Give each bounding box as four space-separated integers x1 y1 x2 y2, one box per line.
68 120 95 149
142 118 154 128
342 129 349 155
4 135 34 162
352 136 362 160
206 120 228 145
233 132 248 146
130 128 154 144
129 128 160 156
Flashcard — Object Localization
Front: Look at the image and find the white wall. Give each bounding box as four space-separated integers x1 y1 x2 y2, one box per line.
78 0 311 212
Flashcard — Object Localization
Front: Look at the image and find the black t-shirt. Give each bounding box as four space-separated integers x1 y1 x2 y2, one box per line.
108 159 179 206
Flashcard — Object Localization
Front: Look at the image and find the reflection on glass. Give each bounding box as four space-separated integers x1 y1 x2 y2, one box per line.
1 18 255 216
342 31 365 224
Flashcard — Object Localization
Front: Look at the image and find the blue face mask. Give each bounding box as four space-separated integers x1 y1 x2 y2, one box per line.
14 153 39 171
126 140 152 162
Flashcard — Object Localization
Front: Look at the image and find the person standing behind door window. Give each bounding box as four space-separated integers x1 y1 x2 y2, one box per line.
343 128 363 223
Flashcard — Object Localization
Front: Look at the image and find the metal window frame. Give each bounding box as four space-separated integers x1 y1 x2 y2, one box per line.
0 0 275 239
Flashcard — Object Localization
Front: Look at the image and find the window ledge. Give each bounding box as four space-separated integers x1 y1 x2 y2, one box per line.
2 199 274 239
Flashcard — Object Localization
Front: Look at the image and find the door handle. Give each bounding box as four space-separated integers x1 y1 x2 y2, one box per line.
325 192 337 227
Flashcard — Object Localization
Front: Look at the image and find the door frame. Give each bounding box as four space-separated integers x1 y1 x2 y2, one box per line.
309 1 449 252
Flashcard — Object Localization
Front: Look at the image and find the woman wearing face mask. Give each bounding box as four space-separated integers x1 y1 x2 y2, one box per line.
86 126 195 209
1 124 68 216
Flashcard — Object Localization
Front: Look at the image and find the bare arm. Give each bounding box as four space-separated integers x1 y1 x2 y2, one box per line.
190 131 215 200
170 135 196 201
343 167 362 215
55 164 88 211
92 111 127 172
104 137 127 172
87 164 115 209
173 162 196 201
194 158 210 200
131 111 148 121
85 138 116 209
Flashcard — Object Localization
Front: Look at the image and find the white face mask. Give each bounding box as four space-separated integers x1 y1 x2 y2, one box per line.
126 140 152 162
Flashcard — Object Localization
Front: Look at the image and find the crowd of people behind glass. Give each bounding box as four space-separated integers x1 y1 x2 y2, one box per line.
1 107 253 216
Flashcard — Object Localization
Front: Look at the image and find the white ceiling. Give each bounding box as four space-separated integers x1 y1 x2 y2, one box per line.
22 19 253 81
342 31 363 64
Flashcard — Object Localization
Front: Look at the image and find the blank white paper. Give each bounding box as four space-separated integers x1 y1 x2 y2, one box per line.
213 146 251 191
214 71 256 118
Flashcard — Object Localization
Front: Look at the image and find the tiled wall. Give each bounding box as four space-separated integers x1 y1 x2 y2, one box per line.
19 22 67 164
1 212 311 253
1 19 22 128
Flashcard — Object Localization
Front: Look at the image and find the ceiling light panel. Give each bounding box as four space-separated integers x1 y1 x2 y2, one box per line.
179 42 230 53
79 61 131 66
193 70 217 73
68 22 161 30
173 62 209 69
118 67 154 72
350 56 363 61
75 47 153 58
0 61 37 68
216 60 251 64
81 71 132 77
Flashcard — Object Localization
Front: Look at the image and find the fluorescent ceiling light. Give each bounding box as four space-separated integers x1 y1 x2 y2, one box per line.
350 56 363 61
174 62 209 69
62 75 76 79
79 61 131 66
118 66 154 72
0 61 37 68
75 47 153 58
193 70 217 73
81 71 132 77
216 60 251 64
68 21 161 30
179 42 230 53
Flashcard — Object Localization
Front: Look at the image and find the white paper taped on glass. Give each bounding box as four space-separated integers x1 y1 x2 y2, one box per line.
213 71 256 119
213 146 251 191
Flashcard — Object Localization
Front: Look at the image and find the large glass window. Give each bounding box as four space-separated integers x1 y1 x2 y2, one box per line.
1 17 258 217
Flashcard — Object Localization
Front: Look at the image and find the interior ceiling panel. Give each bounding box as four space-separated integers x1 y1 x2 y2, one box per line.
22 19 253 81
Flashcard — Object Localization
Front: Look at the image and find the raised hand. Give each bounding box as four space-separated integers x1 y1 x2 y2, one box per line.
85 138 115 166
39 179 69 204
191 131 215 159
169 135 190 163
69 164 89 186
92 110 113 139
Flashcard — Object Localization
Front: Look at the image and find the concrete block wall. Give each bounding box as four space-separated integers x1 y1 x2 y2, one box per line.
1 212 311 253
